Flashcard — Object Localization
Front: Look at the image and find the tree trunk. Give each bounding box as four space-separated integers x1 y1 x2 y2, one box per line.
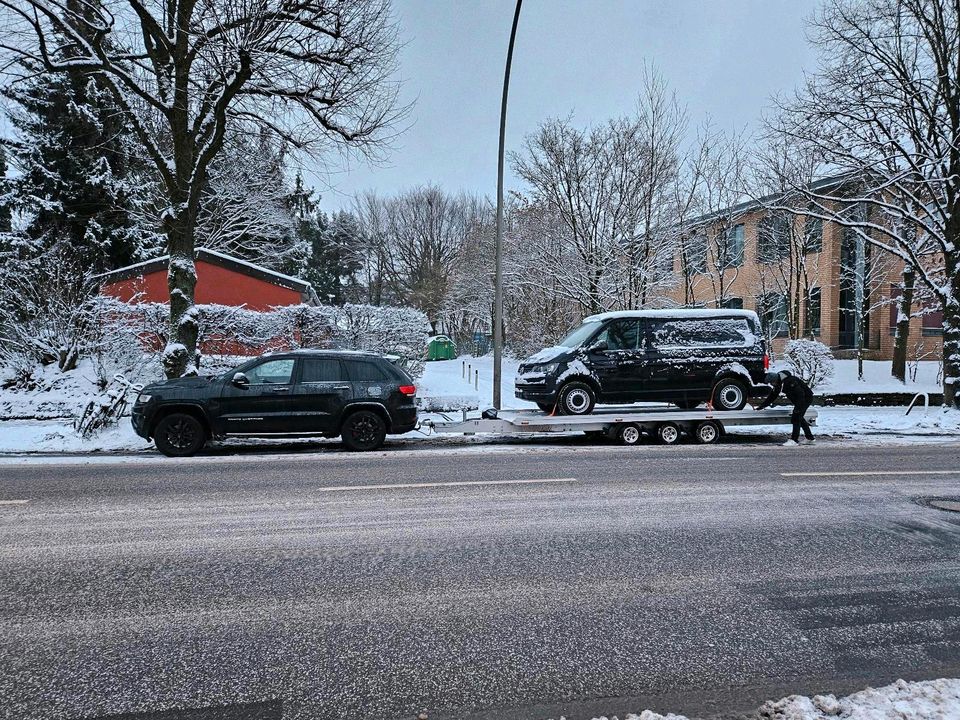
943 291 960 409
891 266 915 383
162 216 199 378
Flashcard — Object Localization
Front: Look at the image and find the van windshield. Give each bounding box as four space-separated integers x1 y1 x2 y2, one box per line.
558 321 602 348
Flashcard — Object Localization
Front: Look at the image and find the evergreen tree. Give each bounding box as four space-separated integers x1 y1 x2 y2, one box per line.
2 56 153 272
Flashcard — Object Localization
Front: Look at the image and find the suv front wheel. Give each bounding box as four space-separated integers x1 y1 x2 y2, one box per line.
557 381 596 415
712 378 748 411
154 412 207 457
341 409 387 451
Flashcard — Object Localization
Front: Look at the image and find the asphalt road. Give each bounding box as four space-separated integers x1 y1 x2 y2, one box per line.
2 438 960 720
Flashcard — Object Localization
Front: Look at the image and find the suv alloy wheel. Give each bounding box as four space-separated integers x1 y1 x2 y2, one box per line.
341 409 388 451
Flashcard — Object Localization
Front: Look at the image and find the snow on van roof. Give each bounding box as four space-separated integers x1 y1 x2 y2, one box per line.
583 308 760 323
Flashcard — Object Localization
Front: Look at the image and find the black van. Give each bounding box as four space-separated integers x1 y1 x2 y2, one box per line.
515 309 769 414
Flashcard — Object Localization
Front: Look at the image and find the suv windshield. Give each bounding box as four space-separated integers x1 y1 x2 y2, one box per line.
557 320 602 348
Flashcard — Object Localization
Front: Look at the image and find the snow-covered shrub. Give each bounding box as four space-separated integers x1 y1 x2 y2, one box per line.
103 301 431 378
784 339 834 390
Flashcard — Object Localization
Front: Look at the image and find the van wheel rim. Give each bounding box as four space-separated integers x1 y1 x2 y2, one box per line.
564 388 591 413
166 419 196 450
700 424 717 442
719 385 743 408
661 426 678 443
622 426 640 444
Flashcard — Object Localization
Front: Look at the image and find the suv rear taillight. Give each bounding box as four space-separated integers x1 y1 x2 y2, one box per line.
399 385 416 396
763 353 770 370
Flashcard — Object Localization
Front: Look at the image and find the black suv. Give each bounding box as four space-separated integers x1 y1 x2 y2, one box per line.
132 350 418 456
515 309 768 414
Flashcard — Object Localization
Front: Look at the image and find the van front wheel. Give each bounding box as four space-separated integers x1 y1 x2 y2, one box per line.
558 381 596 415
712 378 748 411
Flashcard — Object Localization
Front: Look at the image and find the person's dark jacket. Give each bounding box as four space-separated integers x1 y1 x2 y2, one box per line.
755 371 813 410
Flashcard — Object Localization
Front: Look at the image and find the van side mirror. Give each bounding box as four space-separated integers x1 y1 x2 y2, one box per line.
232 372 249 387
589 340 608 353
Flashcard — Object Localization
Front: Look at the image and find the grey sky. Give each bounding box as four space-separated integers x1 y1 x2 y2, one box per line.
310 0 822 211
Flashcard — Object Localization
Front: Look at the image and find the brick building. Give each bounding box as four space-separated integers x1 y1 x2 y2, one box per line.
662 194 943 362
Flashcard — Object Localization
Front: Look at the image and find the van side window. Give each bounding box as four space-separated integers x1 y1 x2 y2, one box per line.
597 319 641 350
649 318 753 348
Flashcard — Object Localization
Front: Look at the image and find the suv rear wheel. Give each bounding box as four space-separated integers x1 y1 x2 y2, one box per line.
341 409 387 451
558 381 596 415
153 413 206 457
712 378 748 411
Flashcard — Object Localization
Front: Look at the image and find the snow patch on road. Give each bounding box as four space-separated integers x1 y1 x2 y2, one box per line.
565 678 960 720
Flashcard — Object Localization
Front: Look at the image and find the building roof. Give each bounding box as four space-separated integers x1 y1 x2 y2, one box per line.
685 173 855 228
95 247 317 300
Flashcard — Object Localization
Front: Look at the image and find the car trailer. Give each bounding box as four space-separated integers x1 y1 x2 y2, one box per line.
421 406 818 445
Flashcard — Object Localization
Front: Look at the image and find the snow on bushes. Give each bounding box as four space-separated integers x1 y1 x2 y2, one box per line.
99 299 430 378
784 339 834 390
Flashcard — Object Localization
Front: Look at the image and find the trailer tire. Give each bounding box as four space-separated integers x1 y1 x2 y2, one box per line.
618 423 643 446
694 420 722 444
655 422 681 445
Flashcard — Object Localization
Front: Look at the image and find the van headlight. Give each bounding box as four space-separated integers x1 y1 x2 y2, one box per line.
533 363 560 374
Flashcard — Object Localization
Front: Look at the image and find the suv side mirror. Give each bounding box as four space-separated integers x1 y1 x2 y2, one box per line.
589 340 608 353
232 372 249 387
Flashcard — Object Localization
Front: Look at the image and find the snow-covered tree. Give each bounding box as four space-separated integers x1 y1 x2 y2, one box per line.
2 58 155 271
1 0 404 378
769 0 960 407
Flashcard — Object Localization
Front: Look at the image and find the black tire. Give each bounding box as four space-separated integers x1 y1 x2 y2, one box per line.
537 402 555 413
712 378 748 411
673 398 702 410
557 381 596 415
341 409 387 451
655 422 681 445
694 420 722 444
153 412 206 457
618 423 643 446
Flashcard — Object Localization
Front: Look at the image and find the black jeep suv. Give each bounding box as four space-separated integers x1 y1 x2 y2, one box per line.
515 309 768 414
132 350 418 456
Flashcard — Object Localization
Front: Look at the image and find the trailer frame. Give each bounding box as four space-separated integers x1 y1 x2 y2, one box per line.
421 405 817 445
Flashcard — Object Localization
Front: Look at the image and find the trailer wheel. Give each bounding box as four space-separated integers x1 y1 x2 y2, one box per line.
618 423 643 446
655 422 681 445
694 420 722 444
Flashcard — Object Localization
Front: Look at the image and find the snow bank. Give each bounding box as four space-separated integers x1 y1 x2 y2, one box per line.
0 420 151 453
561 678 960 720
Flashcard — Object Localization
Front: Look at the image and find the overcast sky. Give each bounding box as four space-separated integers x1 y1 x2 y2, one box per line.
308 0 822 212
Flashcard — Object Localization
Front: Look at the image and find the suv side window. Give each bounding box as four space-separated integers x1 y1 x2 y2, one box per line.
344 360 389 382
300 357 344 383
597 319 641 351
246 358 295 384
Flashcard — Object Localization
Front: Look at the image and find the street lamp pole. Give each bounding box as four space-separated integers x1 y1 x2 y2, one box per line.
493 0 522 409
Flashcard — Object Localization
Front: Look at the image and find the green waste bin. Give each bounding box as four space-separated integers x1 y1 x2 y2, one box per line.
426 335 457 361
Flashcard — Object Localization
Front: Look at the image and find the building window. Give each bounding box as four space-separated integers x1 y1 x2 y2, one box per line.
803 211 823 254
757 292 789 338
757 212 792 264
685 234 708 275
721 297 744 310
718 224 745 268
806 287 821 336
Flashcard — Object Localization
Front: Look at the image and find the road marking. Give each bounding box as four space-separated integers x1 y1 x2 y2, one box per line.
0 499 29 505
316 478 578 493
782 470 960 477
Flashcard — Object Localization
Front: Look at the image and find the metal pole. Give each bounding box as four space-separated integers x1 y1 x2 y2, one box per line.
493 0 522 409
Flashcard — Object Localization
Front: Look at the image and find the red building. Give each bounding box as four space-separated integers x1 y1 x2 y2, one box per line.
98 247 317 309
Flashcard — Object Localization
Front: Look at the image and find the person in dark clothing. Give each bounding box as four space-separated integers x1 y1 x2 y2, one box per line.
754 370 815 446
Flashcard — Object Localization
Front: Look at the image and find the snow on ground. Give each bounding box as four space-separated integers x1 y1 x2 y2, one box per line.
568 677 960 720
819 359 941 394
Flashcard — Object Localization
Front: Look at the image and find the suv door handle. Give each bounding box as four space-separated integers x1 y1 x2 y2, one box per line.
333 385 351 390
267 386 290 393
